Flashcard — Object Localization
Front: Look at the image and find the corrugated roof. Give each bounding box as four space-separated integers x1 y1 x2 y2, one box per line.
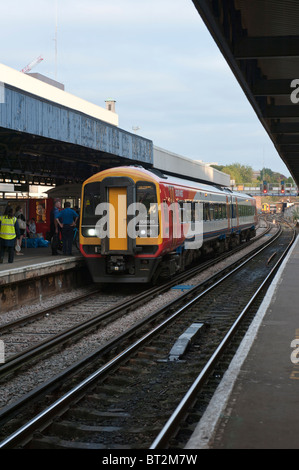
192 0 299 185
235 0 299 36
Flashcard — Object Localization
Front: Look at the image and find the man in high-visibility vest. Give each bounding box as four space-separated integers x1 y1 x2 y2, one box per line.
0 206 20 263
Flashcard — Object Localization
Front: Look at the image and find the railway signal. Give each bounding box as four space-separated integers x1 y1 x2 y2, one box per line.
263 181 268 194
281 181 285 194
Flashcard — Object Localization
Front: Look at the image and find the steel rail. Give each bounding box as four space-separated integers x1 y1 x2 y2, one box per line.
0 223 271 378
0 223 283 449
0 224 276 427
0 287 101 334
150 227 296 449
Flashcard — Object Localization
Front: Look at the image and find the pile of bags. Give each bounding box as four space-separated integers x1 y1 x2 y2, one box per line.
22 235 50 248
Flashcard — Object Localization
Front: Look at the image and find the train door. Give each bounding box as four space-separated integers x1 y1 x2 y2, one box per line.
108 187 127 251
100 177 135 255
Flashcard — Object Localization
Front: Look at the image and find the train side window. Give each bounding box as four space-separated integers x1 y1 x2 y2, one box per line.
178 201 186 223
203 203 209 221
185 201 192 224
136 182 157 215
191 202 196 223
214 204 218 220
231 204 236 218
191 201 199 228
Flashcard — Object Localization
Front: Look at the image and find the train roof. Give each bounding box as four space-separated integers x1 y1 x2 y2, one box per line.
137 166 255 200
84 166 255 200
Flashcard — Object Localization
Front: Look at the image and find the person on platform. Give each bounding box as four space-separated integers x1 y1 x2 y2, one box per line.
0 206 21 263
28 218 37 238
15 206 26 255
50 199 61 255
56 202 78 256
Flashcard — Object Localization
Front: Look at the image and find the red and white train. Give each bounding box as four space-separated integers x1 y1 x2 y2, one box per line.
79 166 257 283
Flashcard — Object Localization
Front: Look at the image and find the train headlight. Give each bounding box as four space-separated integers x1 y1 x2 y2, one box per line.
82 227 97 237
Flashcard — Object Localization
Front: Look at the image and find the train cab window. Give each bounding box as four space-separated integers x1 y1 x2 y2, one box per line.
81 182 102 236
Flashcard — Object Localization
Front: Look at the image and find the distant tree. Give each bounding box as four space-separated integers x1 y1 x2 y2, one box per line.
239 164 253 182
212 163 253 183
212 163 293 185
259 168 274 182
259 168 288 184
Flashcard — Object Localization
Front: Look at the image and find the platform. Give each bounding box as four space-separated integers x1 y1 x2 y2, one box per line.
0 244 91 313
186 234 299 449
0 244 81 282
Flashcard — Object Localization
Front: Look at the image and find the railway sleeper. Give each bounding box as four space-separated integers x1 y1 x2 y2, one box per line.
63 408 130 422
105 375 137 386
49 420 121 438
29 435 107 449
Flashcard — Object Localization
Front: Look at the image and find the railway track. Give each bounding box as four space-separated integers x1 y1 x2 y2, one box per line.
0 219 294 449
0 220 270 381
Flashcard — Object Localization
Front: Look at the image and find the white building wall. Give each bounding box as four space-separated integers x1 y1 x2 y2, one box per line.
0 63 118 126
153 146 230 187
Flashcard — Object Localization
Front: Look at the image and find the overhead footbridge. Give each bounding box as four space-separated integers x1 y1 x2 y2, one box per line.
192 0 299 185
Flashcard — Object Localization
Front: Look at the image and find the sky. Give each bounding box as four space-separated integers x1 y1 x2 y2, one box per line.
0 0 292 177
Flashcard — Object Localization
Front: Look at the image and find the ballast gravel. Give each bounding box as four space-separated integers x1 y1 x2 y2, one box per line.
0 223 276 410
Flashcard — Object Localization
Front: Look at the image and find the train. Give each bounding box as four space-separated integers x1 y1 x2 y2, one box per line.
79 166 257 283
262 203 277 214
270 204 277 214
262 203 270 214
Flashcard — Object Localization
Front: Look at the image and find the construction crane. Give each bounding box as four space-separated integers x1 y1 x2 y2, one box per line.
20 55 43 74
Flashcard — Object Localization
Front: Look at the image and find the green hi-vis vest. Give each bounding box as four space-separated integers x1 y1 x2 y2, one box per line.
0 216 17 240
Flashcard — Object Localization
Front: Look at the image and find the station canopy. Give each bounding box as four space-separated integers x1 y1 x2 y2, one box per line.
192 0 299 185
0 65 153 188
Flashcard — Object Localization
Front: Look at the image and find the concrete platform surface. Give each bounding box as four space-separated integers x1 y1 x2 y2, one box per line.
186 235 299 449
0 245 82 278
